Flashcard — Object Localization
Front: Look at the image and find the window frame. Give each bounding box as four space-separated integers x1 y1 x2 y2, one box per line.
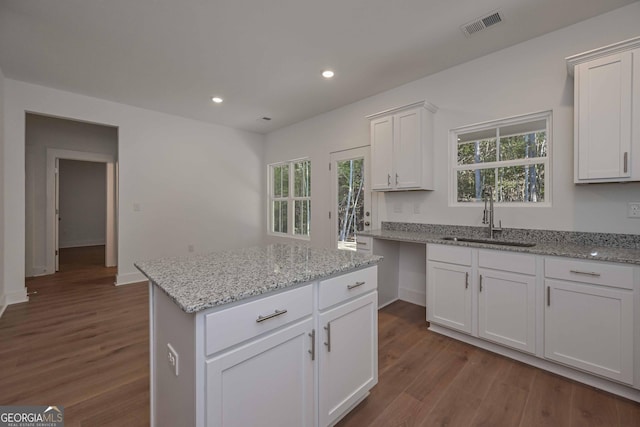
449 110 552 208
268 158 311 240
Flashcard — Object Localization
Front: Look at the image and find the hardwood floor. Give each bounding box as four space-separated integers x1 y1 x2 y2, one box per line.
0 246 149 426
337 300 640 427
2 253 639 426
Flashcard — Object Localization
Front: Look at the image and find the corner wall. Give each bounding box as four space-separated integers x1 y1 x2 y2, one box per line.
264 3 640 250
0 65 6 314
3 80 265 304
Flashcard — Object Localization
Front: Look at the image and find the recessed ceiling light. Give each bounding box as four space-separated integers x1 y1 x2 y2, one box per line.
211 97 223 103
322 70 335 79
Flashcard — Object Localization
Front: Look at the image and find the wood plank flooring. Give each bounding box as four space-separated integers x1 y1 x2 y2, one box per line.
0 246 150 426
1 249 639 426
337 300 640 427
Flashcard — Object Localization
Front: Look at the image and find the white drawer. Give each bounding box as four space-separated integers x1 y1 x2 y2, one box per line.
356 237 373 253
427 244 472 266
479 250 536 275
205 284 313 355
319 266 377 310
544 258 634 290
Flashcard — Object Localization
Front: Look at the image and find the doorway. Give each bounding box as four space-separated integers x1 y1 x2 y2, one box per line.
56 159 114 271
330 147 371 250
24 113 118 278
48 150 117 273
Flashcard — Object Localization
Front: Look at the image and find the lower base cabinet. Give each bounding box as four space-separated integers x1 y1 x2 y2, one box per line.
426 261 472 334
478 268 536 354
319 292 378 427
544 279 634 384
205 319 315 427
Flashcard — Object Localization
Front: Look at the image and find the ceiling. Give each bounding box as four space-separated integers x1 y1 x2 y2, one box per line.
0 0 636 134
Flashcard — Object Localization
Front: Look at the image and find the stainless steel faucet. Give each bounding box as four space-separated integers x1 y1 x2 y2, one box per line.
482 185 502 239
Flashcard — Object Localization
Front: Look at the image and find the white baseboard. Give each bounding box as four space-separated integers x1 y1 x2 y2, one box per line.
429 324 640 403
116 271 147 286
59 239 106 248
27 265 49 277
0 288 29 310
398 287 426 307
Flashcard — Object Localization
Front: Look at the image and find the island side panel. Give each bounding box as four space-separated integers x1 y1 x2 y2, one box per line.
153 284 196 427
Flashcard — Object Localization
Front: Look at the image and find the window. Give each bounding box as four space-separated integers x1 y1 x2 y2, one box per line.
269 159 311 238
451 111 551 206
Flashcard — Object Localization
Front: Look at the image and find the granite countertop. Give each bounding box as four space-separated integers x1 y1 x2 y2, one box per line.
360 224 640 265
135 243 383 313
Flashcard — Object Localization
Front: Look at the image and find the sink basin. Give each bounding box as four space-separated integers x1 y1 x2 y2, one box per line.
441 236 536 247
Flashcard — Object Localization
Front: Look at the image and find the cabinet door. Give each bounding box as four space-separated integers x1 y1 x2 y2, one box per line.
370 116 393 190
319 291 377 427
576 51 633 180
394 107 422 189
544 279 634 384
206 319 314 427
427 261 472 334
478 269 536 354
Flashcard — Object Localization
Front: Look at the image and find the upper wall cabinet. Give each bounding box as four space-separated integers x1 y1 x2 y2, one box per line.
367 101 438 191
567 37 640 183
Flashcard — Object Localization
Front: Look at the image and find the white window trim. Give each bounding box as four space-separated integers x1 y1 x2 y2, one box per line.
267 158 311 240
449 110 552 208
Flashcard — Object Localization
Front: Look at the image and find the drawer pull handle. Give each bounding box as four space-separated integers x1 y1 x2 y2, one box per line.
624 152 628 173
347 281 365 290
356 241 368 246
569 270 601 277
324 323 331 352
547 286 551 306
479 275 483 292
256 309 288 323
387 174 391 186
308 329 315 361
465 272 469 289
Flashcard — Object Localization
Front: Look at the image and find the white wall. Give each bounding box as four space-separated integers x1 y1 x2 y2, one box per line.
3 80 265 303
0 66 6 311
58 159 107 249
25 114 117 275
265 2 640 250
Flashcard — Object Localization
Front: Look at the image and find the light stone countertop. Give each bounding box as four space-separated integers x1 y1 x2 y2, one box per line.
360 228 640 265
135 243 383 313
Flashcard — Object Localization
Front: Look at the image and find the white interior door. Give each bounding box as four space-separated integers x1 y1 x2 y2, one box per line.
330 147 371 250
54 157 60 272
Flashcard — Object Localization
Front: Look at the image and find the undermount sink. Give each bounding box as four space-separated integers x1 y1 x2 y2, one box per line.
441 236 536 247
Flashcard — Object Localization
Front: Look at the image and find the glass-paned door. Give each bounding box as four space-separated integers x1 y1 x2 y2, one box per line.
330 147 371 251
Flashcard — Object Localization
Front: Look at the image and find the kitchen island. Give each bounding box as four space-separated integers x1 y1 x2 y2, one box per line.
136 243 382 427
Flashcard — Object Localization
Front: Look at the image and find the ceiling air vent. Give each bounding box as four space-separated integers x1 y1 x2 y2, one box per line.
461 10 504 37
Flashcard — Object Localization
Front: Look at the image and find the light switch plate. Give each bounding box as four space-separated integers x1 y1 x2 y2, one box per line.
628 202 640 218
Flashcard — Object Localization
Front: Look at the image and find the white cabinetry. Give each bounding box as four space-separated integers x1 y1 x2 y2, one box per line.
478 250 536 354
151 266 378 427
544 258 635 384
205 319 314 427
426 245 472 334
317 267 378 426
567 37 640 183
427 245 537 353
318 292 377 426
367 101 437 191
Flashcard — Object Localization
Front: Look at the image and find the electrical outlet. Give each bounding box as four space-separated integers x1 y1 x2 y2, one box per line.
413 203 421 214
133 203 141 212
394 202 402 213
628 202 640 218
167 343 179 376
188 244 194 253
